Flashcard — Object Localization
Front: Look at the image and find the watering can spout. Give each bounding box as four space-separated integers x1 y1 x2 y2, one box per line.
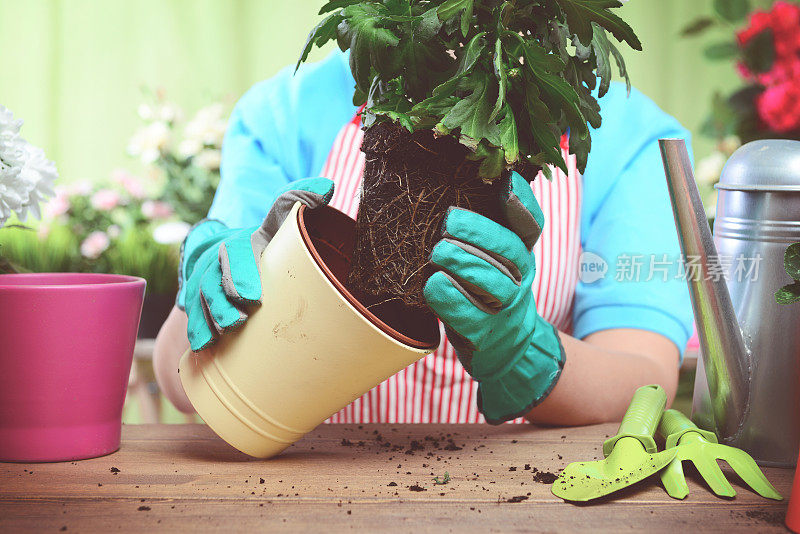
658 139 750 443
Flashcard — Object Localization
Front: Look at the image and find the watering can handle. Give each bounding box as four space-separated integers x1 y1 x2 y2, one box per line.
659 409 719 448
602 384 665 456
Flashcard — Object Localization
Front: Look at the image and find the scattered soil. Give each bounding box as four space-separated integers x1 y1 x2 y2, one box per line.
137 506 151 511
506 495 529 503
531 467 559 484
408 484 427 492
742 510 784 526
350 121 507 310
110 467 120 474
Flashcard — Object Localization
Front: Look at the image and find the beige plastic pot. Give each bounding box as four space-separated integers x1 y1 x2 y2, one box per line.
179 202 440 458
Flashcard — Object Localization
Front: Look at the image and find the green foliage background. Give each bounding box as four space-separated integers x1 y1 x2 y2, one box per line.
0 0 741 186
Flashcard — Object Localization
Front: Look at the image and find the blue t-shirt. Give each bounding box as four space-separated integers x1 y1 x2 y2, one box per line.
209 50 694 356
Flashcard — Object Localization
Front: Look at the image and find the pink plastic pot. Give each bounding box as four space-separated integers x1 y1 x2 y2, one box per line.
0 273 145 462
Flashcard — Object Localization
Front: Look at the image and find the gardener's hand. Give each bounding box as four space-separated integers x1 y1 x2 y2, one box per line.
177 177 335 351
423 171 565 424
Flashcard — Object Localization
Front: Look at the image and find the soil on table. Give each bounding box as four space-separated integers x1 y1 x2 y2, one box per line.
349 121 507 311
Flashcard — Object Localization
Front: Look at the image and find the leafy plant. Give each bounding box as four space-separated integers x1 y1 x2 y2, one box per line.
776 242 800 304
298 0 641 180
432 471 450 485
128 95 227 224
0 225 82 274
104 231 179 295
0 223 179 295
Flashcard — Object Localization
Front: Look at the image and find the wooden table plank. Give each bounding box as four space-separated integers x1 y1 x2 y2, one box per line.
0 424 792 532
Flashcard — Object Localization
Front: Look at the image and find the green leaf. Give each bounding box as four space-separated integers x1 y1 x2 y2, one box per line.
680 16 716 37
503 31 565 74
555 0 642 50
523 81 568 173
784 242 800 280
587 22 630 96
468 143 505 181
535 71 587 141
741 29 774 74
337 5 401 93
490 38 507 122
440 74 500 147
776 282 800 305
319 0 361 15
498 104 519 164
590 24 613 97
418 7 442 41
296 12 342 71
437 0 473 37
704 41 739 60
713 0 750 23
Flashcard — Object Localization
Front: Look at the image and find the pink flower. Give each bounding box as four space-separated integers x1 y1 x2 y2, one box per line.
756 80 800 132
80 231 110 259
141 200 173 219
111 169 146 199
90 189 120 211
45 189 70 218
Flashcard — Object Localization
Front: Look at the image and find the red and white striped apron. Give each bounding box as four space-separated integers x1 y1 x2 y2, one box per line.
321 111 582 424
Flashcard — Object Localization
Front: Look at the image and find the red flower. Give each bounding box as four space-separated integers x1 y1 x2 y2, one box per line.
736 1 800 132
736 1 800 84
757 79 800 132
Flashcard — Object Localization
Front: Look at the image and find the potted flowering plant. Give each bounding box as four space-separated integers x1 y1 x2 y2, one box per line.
297 0 641 309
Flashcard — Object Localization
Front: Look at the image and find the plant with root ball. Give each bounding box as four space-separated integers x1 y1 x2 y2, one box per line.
298 0 641 311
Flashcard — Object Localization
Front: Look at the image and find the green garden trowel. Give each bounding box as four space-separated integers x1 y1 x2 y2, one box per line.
658 409 782 500
552 385 676 502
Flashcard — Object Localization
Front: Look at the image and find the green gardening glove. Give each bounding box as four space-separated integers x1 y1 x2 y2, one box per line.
423 172 565 424
177 177 335 351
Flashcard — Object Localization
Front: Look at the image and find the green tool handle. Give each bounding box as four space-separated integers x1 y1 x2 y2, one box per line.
602 384 665 456
659 408 718 448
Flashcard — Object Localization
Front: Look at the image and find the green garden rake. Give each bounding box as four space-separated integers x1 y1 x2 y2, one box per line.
658 409 782 500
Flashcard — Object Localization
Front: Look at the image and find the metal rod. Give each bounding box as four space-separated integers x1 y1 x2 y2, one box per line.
659 138 750 442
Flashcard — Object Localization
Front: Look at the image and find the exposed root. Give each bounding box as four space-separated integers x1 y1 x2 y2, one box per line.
348 122 505 310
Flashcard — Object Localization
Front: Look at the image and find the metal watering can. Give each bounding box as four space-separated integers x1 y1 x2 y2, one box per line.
660 138 800 467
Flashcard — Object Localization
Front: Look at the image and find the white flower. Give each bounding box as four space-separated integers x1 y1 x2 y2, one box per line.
80 230 110 259
0 106 57 227
107 224 121 239
138 101 182 124
141 200 173 220
184 103 227 148
127 121 171 165
695 151 727 187
719 135 741 156
193 149 221 171
153 221 191 244
177 138 202 159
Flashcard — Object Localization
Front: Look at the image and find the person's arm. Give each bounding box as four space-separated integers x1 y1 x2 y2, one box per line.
527 83 694 424
526 328 678 425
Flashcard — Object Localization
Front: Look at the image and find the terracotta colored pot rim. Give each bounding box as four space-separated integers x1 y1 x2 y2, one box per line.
0 272 146 291
297 205 438 351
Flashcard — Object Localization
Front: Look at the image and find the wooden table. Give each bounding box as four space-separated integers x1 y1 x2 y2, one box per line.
0 424 792 532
